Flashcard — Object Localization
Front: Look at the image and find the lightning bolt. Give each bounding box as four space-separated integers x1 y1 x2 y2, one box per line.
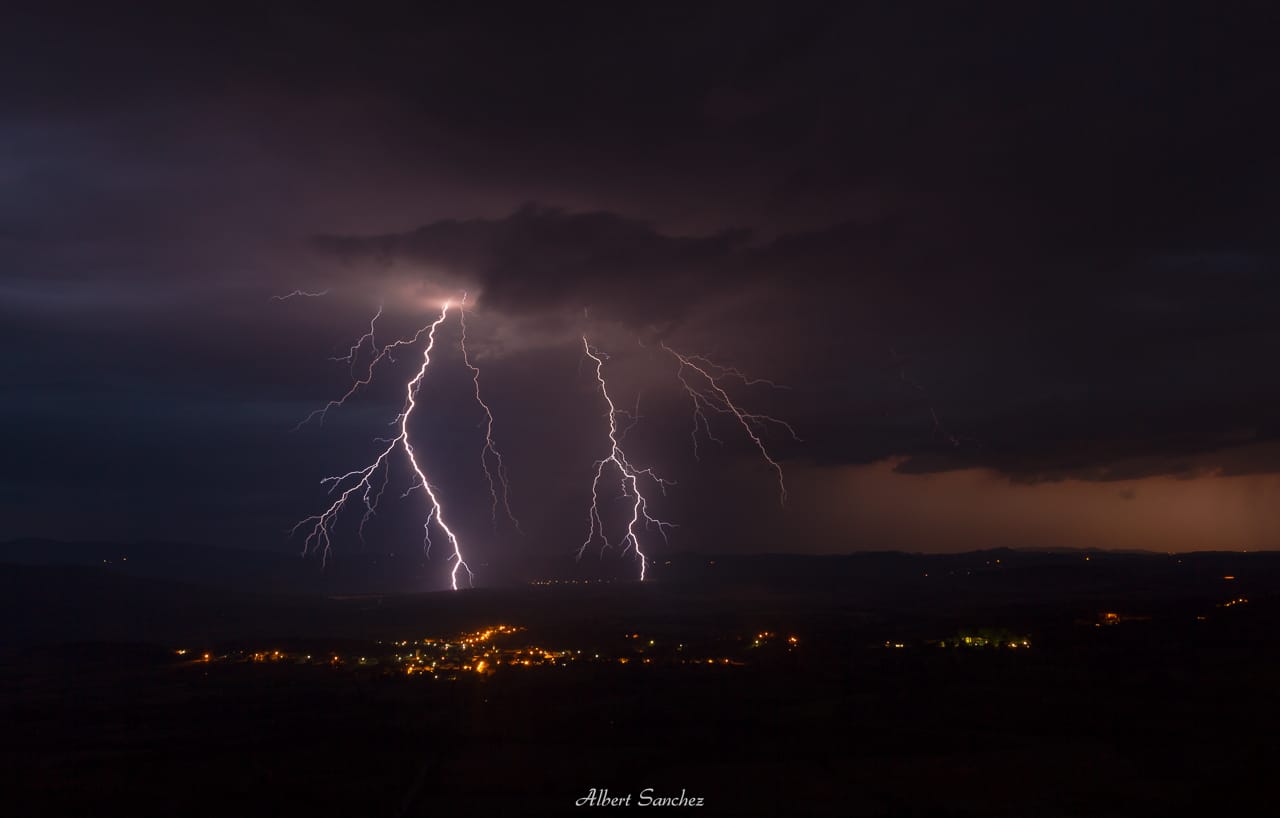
892 347 963 447
291 301 473 590
458 300 521 532
660 343 799 505
293 305 437 431
271 288 331 301
330 304 383 374
579 337 674 581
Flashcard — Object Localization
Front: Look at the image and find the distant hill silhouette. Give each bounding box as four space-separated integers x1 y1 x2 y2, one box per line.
0 538 448 595
3 539 1278 647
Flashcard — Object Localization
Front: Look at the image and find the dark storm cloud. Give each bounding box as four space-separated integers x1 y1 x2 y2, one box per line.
314 206 752 325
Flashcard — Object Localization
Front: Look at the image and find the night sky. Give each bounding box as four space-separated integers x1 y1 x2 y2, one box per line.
4 5 1280 584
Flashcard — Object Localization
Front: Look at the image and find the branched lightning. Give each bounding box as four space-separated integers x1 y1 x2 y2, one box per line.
291 301 473 589
459 300 522 532
293 306 437 431
579 337 674 580
660 343 799 505
331 304 383 373
280 290 795 588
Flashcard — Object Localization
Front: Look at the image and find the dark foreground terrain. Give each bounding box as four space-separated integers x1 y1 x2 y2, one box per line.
3 547 1279 817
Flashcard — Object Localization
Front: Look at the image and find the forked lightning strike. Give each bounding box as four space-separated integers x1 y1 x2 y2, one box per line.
282 291 791 588
291 301 473 589
579 337 674 580
660 343 799 505
459 300 521 532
